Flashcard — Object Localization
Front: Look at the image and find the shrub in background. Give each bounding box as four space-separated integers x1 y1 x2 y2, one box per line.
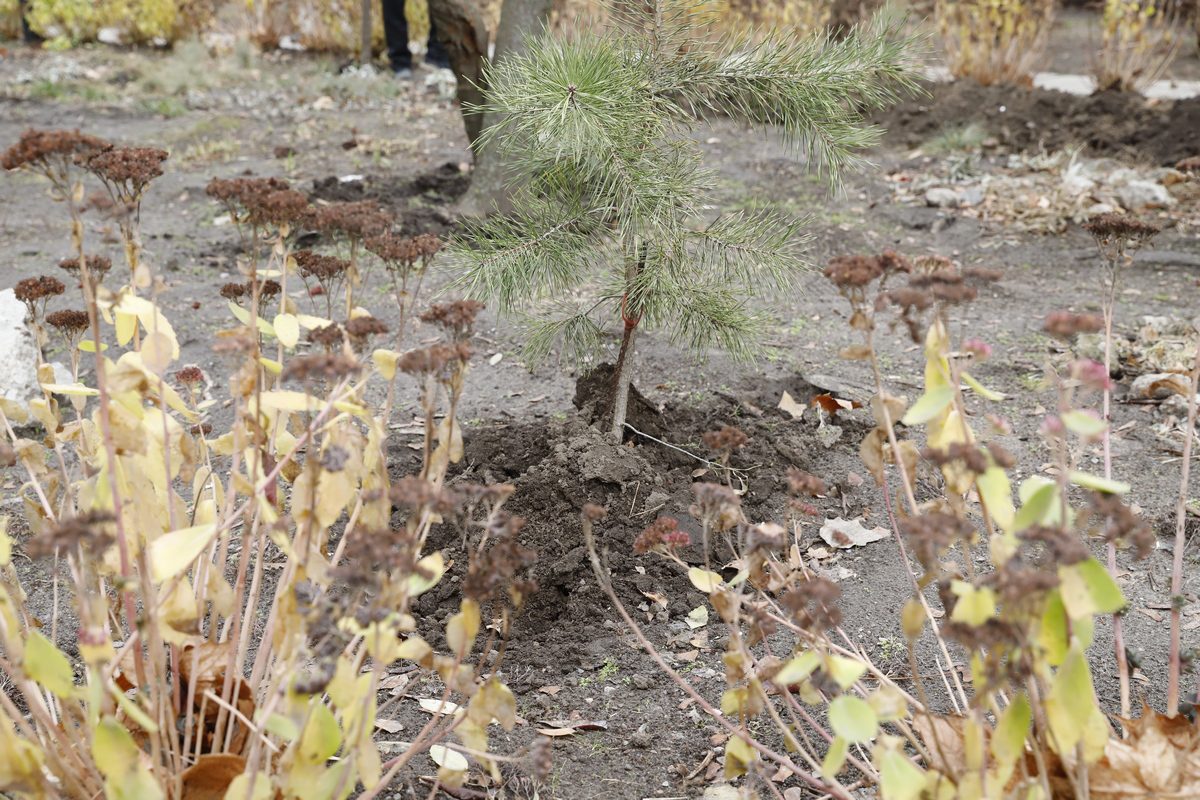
1094 0 1183 91
936 0 1056 86
23 0 216 45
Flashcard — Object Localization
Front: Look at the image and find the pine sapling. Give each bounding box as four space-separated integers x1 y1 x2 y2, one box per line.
452 0 921 439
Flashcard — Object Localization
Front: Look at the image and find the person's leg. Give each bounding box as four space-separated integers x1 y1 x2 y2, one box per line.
425 14 451 68
381 0 412 71
19 0 41 43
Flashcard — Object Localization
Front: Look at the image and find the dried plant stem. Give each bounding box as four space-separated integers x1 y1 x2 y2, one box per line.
1101 278 1132 719
866 331 969 712
582 520 857 800
1168 344 1200 714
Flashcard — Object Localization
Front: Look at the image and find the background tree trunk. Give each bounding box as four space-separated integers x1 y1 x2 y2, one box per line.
427 0 490 149
360 0 373 65
457 0 553 218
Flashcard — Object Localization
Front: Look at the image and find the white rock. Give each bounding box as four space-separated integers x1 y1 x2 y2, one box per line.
1061 165 1097 197
1118 180 1174 210
925 187 960 208
0 289 70 402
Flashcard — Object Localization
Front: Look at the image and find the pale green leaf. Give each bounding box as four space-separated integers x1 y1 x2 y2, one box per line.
828 695 878 743
900 385 954 426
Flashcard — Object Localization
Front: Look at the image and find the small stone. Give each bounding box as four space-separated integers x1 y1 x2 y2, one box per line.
0 289 70 402
631 673 654 690
1118 180 1174 210
924 187 960 208
630 723 653 749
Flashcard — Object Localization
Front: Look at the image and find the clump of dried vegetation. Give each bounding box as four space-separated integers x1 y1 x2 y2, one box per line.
1093 0 1183 92
583 227 1200 797
0 127 537 798
936 0 1056 86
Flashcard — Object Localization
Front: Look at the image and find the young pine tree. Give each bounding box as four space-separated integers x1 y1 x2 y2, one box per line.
454 1 921 439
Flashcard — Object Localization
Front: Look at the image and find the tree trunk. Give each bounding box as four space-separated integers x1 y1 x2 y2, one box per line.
610 322 638 440
360 0 373 65
427 0 490 149
457 0 553 217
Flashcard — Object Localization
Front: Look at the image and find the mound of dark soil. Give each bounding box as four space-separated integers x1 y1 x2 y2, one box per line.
879 80 1200 165
309 161 469 235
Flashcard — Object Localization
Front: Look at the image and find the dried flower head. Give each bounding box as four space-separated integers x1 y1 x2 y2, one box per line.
345 315 389 343
1043 311 1104 340
282 353 361 384
824 254 884 288
219 282 249 301
246 189 310 228
744 522 786 554
901 512 975 572
703 425 748 454
581 503 608 522
85 146 168 197
59 254 112 284
307 200 391 240
1085 492 1154 560
690 482 741 530
1083 213 1160 241
14 275 65 305
634 516 691 554
781 576 842 633
922 443 988 475
175 366 205 387
366 231 420 266
25 511 116 559
259 279 282 299
397 343 471 377
1019 525 1089 566
45 309 90 334
463 511 537 605
307 324 345 350
786 468 826 497
294 251 350 281
2 129 110 173
1069 359 1112 392
420 300 484 342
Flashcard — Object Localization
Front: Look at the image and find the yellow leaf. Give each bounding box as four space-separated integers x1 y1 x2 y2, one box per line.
1044 643 1094 755
901 385 954 426
825 655 867 690
40 382 99 397
0 516 10 567
687 567 723 592
820 735 848 780
147 523 217 582
273 313 300 348
446 599 480 659
429 744 468 772
878 747 925 800
725 734 757 779
773 651 820 686
408 552 445 595
949 581 996 626
297 702 342 766
976 465 1015 533
25 631 75 697
223 774 273 800
373 349 400 381
829 695 878 743
259 390 319 412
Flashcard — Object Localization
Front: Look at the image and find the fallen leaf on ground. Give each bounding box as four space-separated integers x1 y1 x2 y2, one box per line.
820 517 891 549
538 685 562 696
686 606 709 630
375 718 403 733
417 698 462 716
536 719 607 732
778 391 805 420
